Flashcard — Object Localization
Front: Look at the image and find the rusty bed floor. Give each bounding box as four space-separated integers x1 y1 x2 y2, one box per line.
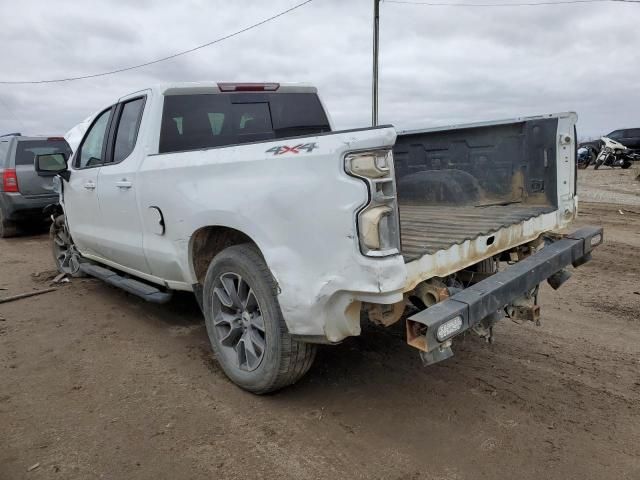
399 204 555 262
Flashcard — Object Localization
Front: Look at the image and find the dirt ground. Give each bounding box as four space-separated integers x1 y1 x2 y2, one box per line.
1 166 639 480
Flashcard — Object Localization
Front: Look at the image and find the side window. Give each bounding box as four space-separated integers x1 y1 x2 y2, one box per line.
112 97 145 163
624 129 640 138
608 130 622 140
76 108 112 168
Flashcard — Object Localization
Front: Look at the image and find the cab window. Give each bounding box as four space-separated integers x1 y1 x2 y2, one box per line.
112 97 145 164
76 108 113 169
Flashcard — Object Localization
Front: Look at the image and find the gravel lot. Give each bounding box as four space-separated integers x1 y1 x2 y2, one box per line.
1 167 639 479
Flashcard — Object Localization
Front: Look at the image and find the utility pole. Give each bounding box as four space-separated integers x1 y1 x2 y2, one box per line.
372 0 380 126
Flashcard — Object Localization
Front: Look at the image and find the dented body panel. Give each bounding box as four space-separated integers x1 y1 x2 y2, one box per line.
138 124 407 342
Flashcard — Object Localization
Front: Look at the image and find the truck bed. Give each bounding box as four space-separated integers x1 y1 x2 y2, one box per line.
399 204 554 262
393 115 567 263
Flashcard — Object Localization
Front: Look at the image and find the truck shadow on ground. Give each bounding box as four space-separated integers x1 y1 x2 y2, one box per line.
112 284 491 392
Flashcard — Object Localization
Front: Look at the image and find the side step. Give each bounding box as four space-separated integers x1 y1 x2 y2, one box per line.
79 264 173 304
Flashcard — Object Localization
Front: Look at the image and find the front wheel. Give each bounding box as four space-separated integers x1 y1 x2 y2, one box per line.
594 159 603 170
203 244 316 394
50 215 85 276
621 160 632 169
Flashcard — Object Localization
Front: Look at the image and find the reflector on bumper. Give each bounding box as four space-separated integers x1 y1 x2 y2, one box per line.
436 316 463 341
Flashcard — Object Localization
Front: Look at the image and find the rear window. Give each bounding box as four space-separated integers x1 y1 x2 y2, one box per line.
159 92 330 154
15 139 72 166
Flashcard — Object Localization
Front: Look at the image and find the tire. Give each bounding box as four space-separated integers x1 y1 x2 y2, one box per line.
0 208 18 238
203 243 316 394
622 161 632 169
581 146 598 169
50 215 86 277
594 159 602 170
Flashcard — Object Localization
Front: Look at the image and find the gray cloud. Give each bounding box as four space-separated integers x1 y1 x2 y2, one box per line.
0 0 638 140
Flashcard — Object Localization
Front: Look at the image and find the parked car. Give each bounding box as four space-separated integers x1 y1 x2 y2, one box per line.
580 128 640 156
35 82 602 393
0 133 72 237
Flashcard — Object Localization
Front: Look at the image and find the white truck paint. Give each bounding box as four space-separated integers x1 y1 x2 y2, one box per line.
40 82 599 393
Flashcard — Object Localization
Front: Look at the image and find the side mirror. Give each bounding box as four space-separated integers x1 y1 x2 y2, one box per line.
35 152 68 177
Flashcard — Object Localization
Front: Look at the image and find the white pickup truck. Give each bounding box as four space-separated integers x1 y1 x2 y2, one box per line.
36 82 602 393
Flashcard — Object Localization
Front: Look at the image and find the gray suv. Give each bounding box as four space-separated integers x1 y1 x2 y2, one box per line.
0 133 71 237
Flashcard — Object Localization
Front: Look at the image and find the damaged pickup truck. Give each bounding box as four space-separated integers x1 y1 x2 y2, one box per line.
36 82 602 393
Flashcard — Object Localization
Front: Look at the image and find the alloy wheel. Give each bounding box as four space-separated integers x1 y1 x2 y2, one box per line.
52 219 81 275
212 272 266 372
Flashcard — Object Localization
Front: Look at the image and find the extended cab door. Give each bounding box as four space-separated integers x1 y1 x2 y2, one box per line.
64 107 114 256
94 94 150 274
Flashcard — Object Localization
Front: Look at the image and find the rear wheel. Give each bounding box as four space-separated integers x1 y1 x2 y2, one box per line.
203 244 316 394
50 215 85 276
0 208 18 238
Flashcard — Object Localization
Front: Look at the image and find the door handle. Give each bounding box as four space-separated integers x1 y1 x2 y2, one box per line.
83 181 96 190
115 180 133 189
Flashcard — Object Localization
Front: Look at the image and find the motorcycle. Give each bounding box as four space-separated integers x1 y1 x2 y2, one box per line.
594 136 633 169
577 146 595 169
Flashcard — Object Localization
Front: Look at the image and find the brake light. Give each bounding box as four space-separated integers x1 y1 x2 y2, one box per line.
2 169 19 193
217 82 280 92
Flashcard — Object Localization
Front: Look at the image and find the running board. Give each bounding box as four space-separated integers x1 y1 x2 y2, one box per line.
79 264 173 304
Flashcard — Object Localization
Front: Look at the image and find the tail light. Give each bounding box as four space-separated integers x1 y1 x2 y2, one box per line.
345 149 400 257
2 169 19 193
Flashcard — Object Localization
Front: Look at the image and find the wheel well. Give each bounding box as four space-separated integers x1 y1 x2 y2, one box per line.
190 226 257 284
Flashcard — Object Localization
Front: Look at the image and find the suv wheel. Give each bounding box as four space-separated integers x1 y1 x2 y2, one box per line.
203 244 316 394
0 209 18 238
51 215 85 276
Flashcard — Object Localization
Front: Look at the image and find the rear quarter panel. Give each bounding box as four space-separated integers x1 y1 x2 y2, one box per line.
137 127 407 341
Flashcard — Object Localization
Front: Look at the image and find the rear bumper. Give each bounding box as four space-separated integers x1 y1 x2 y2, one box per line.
0 192 58 221
407 226 603 357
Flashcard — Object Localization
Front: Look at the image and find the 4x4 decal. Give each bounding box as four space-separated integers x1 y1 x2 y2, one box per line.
266 143 318 155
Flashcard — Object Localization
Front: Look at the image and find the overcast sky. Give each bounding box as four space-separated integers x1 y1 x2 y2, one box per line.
0 0 638 140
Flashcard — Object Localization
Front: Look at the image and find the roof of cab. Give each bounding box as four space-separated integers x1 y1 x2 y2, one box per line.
118 82 317 101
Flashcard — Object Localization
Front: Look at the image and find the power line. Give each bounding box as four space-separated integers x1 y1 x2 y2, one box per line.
0 0 314 85
384 0 639 6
